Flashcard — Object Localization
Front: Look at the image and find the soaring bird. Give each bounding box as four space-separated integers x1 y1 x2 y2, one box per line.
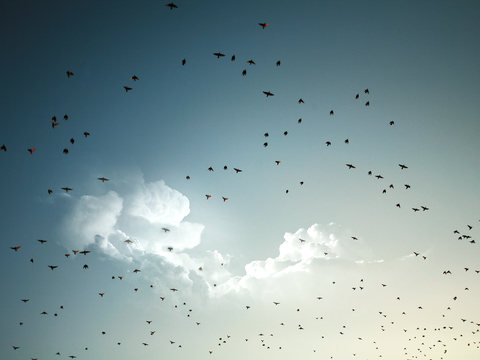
207 167 214 171
234 168 242 173
346 164 355 169
132 269 141 273
326 141 331 146
275 161 281 165
259 23 268 28
242 69 246 76
206 195 211 199
213 52 225 58
170 288 178 292
399 164 408 169
48 265 58 270
66 71 73 77
276 60 281 66
124 86 132 92
365 101 370 106
247 60 256 65
63 148 68 154
79 250 90 255
222 197 228 202
10 246 21 251
21 299 29 303
263 91 274 97
84 132 90 137
364 89 369 94
98 177 109 182
28 148 35 154
166 3 178 9
263 142 268 147
38 239 47 244
162 228 170 232
0 144 6 151
99 293 104 297
131 75 139 81
298 98 304 104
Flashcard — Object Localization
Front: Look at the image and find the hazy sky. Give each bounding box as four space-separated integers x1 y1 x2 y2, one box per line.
2 1 480 359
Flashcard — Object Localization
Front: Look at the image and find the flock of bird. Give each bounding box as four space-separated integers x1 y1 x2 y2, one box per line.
3 3 480 360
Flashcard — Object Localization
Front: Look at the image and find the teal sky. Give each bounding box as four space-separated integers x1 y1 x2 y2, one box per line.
2 1 480 359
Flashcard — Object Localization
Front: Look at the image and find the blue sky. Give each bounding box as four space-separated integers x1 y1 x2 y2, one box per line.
2 0 480 359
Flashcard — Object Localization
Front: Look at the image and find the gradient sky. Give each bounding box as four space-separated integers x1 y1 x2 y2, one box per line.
2 1 480 359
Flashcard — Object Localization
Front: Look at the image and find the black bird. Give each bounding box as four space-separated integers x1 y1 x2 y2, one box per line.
166 3 178 9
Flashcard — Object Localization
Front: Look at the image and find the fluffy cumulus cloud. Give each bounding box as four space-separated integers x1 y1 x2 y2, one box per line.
59 177 205 264
216 223 377 298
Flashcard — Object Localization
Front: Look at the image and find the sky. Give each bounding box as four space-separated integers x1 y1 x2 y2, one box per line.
1 0 480 359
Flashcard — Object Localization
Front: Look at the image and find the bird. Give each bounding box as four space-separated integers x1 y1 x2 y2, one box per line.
390 121 394 125
84 132 90 137
326 141 331 146
162 228 170 232
263 91 274 97
284 131 288 135
355 94 359 99
63 114 68 120
365 101 370 106
72 250 79 254
131 75 139 81
421 206 429 211
412 208 420 212
213 52 225 58
399 164 408 169
63 148 68 154
351 237 358 240
97 177 109 182
21 299 29 303
182 59 186 65
298 118 302 123
263 142 268 147
234 168 242 173
38 239 47 244
259 23 268 28
275 161 281 165
231 55 235 61
70 138 74 144
247 60 256 65
375 175 384 179
170 288 178 292
52 122 59 128
124 86 132 92
222 197 228 202
346 164 355 169
186 176 190 179
132 269 141 273
166 3 178 9
298 98 304 104
0 144 6 151
276 60 281 66
99 293 104 297
11 246 21 251
79 250 90 255
48 265 58 270
405 184 411 189
364 89 369 94
223 165 227 170
83 264 88 269
66 71 73 77
242 69 246 76
28 148 35 154
206 195 211 199
330 110 334 115
207 167 214 171
168 247 173 251
344 139 349 144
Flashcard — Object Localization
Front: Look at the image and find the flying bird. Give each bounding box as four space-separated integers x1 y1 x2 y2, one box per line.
182 59 186 65
275 161 281 165
326 141 331 146
162 228 170 232
206 195 211 199
166 3 178 9
99 293 104 297
234 168 242 173
399 164 408 169
263 91 274 97
222 197 228 202
330 110 334 115
21 299 29 303
124 86 132 92
242 69 246 76
132 269 141 273
0 144 6 151
247 60 256 65
84 132 90 137
131 75 139 81
79 250 90 255
364 89 369 94
298 98 304 104
213 52 225 58
346 164 355 169
10 246 21 251
170 288 178 292
97 177 109 182
231 55 235 61
38 239 47 244
263 142 268 147
28 148 35 154
66 71 73 77
259 23 268 28
48 265 58 270
276 60 281 66
63 148 68 154
365 101 370 106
